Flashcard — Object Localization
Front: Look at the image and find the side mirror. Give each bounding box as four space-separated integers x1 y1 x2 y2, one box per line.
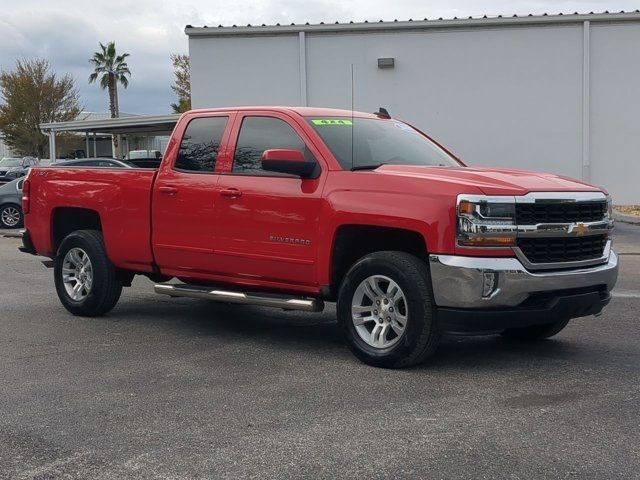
261 149 316 178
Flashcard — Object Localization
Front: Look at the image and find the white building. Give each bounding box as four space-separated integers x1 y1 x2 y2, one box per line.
186 11 640 203
0 134 16 158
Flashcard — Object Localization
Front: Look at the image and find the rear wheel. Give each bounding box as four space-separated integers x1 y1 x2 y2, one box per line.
501 318 570 340
337 251 440 368
0 204 23 229
54 230 122 317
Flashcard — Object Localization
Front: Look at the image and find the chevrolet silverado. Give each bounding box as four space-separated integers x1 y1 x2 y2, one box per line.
20 107 618 368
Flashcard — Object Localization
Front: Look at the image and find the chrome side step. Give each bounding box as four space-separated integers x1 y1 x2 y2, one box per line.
154 283 324 312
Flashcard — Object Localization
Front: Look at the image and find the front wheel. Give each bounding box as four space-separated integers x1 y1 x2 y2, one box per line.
54 230 122 317
501 318 570 340
0 204 23 229
337 251 440 368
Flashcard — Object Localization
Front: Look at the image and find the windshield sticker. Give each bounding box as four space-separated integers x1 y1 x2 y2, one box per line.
311 119 353 126
394 122 417 133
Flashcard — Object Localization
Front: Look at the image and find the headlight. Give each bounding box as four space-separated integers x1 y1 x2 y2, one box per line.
457 195 517 247
605 194 613 219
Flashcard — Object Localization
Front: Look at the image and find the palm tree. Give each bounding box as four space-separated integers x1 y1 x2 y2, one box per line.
88 42 131 157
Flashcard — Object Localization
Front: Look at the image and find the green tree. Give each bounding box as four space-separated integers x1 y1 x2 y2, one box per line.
170 53 191 113
89 41 131 156
0 59 81 158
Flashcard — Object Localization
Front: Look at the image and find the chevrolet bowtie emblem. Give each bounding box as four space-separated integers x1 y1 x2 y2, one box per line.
573 223 588 236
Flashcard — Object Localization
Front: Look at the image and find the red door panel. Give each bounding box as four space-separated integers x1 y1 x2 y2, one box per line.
152 113 234 275
214 175 323 285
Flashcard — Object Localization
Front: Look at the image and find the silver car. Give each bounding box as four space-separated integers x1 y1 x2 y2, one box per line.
0 157 38 184
0 178 24 229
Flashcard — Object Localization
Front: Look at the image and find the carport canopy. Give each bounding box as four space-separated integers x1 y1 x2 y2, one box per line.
39 114 181 160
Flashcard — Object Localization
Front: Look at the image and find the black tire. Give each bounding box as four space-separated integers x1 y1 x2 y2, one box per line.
337 251 440 368
54 230 122 317
501 318 570 340
0 204 23 229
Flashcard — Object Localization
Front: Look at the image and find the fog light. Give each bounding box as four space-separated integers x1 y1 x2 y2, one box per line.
482 272 498 297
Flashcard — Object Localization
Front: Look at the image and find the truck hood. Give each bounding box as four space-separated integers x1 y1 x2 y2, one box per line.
375 165 603 196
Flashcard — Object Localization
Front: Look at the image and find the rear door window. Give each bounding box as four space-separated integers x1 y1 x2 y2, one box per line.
175 117 228 173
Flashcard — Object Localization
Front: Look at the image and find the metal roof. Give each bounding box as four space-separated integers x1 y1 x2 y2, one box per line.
185 10 640 37
40 114 181 135
76 111 140 122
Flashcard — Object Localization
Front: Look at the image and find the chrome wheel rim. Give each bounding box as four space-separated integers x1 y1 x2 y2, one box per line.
1 206 20 227
351 275 408 349
62 248 93 301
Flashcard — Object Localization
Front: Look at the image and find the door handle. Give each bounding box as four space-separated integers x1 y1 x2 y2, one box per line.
220 188 242 198
158 186 178 195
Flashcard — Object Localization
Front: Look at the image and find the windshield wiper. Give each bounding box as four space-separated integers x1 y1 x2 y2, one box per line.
351 163 386 171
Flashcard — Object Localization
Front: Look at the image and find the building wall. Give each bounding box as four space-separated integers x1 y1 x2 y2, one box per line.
190 35 302 107
189 18 640 203
0 136 16 158
589 23 640 205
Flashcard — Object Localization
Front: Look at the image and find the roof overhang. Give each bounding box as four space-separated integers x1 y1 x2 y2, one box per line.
185 11 640 37
40 114 181 135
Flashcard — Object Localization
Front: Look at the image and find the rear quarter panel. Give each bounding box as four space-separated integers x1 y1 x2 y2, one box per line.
25 168 156 271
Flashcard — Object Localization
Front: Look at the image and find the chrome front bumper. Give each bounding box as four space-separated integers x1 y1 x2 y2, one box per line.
429 250 618 309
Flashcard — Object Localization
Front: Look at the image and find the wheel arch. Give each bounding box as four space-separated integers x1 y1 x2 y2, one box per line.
326 224 428 301
0 201 22 211
51 207 102 253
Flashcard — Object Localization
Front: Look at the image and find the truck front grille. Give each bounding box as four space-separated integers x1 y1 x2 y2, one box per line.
515 201 607 224
517 235 607 264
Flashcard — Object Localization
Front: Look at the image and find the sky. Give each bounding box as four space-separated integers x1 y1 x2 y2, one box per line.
0 0 637 115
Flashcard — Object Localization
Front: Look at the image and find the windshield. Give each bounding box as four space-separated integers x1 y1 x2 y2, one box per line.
306 118 460 170
0 158 23 167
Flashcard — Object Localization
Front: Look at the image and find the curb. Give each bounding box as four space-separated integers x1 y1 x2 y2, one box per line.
613 210 640 225
0 229 24 239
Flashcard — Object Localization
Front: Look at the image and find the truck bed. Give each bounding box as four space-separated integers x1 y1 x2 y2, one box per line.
26 167 157 272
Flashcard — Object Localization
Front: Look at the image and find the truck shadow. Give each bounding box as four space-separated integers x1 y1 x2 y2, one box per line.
428 334 586 371
114 293 590 371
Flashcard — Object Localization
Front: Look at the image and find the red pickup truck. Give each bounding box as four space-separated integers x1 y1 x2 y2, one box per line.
20 107 618 368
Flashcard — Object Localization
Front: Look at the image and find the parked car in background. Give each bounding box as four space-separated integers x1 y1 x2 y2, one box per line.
0 157 39 184
0 177 24 228
126 150 162 169
51 158 136 168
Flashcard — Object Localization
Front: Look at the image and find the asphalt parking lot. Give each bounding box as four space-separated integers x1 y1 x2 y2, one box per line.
1 224 639 479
